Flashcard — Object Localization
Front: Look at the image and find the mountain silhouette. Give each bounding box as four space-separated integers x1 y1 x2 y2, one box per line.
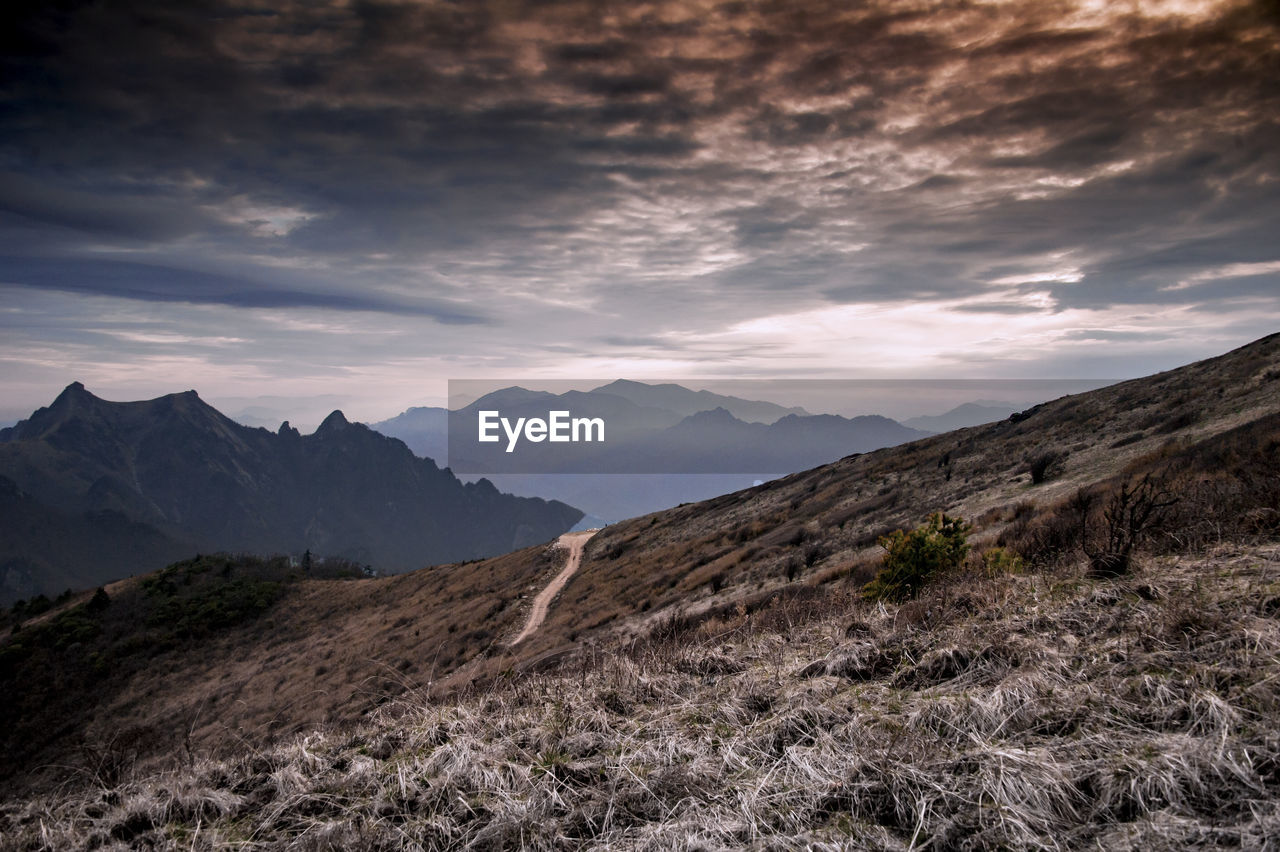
375 381 928 517
0 384 582 602
446 385 927 474
610 408 929 473
590 379 808 422
903 402 1018 432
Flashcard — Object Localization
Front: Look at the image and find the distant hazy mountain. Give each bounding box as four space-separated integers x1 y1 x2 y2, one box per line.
457 386 558 412
373 382 924 520
448 388 926 475
459 387 684 438
590 380 808 423
228 405 293 430
369 406 448 464
219 394 350 433
903 402 1018 433
609 408 929 473
0 383 582 603
377 381 813 468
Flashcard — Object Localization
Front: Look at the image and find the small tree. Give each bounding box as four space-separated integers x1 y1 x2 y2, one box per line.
1081 472 1178 577
863 513 971 602
86 587 110 613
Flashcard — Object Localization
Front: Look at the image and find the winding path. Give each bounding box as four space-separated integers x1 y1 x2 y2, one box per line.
510 529 597 645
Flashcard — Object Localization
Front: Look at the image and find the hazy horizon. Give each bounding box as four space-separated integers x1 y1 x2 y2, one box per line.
4 376 1117 433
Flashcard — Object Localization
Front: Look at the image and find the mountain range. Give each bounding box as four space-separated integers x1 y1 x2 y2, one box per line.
0 383 581 603
587 379 809 422
366 376 926 516
368 381 813 470
901 401 1018 432
447 396 929 474
370 381 926 520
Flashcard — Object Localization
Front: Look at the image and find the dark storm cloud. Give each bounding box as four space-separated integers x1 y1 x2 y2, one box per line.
0 0 1276 371
0 172 217 242
551 41 633 64
0 257 488 323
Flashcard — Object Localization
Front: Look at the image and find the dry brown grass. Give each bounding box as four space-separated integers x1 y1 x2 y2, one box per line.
530 333 1280 653
4 542 1278 850
0 543 567 797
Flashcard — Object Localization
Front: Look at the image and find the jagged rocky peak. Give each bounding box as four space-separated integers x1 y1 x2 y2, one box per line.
156 388 202 408
15 381 104 436
0 385 585 589
316 410 350 434
52 381 93 405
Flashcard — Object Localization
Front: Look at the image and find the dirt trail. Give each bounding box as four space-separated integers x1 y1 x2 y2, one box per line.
510 529 597 645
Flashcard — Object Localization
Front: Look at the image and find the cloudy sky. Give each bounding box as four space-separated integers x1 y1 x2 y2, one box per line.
1 0 1277 426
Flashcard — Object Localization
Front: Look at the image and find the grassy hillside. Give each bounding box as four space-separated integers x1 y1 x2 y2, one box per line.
1 333 1278 847
2 541 1276 848
0 545 571 797
512 332 1280 662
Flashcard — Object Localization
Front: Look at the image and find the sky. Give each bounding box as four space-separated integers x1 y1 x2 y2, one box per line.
1 0 1278 427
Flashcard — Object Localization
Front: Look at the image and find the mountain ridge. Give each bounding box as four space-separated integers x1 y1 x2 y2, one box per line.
902 401 1018 432
0 385 582 603
590 379 809 422
371 382 928 520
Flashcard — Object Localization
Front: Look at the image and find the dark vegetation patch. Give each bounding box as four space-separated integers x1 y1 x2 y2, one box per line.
1001 413 1280 568
0 555 307 790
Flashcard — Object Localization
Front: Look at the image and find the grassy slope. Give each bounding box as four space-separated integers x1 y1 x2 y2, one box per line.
504 332 1280 664
2 542 1277 849
0 545 570 797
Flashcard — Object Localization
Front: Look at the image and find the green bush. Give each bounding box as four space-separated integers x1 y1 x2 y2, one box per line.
141 554 285 636
863 513 971 602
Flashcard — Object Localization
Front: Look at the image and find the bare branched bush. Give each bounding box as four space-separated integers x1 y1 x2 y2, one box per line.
1028 448 1068 484
1080 473 1179 577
